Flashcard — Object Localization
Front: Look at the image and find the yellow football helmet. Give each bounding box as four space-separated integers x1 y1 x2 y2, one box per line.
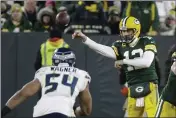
119 16 141 43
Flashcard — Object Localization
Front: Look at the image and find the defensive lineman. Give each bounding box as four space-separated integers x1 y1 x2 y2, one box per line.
2 48 92 118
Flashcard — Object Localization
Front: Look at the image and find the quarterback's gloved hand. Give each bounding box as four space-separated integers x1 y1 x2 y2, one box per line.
72 31 87 42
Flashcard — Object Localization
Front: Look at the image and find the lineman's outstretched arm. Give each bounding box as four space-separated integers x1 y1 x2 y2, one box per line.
72 31 116 59
75 84 92 116
1 79 41 116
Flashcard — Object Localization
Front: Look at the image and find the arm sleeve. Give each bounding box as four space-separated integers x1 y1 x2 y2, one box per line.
34 48 42 71
123 51 155 68
83 37 116 59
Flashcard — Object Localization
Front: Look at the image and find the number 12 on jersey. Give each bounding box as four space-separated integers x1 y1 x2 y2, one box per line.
124 48 143 71
45 74 78 96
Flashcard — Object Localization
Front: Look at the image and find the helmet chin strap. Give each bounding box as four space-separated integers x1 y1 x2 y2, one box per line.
128 30 139 47
129 36 139 47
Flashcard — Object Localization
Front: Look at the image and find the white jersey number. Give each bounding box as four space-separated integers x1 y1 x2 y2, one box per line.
45 74 78 96
124 48 144 71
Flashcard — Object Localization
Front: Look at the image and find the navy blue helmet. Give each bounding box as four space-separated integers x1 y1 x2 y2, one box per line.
52 48 76 66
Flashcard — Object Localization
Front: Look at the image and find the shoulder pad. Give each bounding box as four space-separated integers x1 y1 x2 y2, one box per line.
141 36 154 41
85 73 91 80
141 36 155 44
112 40 122 46
79 70 91 82
85 72 91 83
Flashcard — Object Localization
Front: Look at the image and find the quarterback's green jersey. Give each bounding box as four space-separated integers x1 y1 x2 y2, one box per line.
161 71 176 106
112 36 158 86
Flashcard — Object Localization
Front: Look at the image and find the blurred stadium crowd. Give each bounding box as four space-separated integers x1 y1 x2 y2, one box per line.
1 0 176 36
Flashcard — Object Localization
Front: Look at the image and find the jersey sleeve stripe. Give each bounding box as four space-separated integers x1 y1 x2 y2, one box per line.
111 46 119 59
145 44 157 53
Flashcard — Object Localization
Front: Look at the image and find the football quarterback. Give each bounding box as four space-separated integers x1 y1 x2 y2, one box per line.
72 16 159 117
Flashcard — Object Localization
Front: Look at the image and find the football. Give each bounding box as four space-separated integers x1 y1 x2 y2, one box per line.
56 12 70 26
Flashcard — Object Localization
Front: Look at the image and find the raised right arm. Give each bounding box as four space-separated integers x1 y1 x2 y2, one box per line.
72 31 117 60
83 36 116 59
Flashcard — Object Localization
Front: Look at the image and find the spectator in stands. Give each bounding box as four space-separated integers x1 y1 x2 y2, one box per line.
161 7 176 35
156 1 176 36
6 1 23 6
23 0 38 28
107 7 121 34
1 2 11 29
65 1 110 34
163 9 175 35
58 6 68 13
37 1 46 12
2 4 32 32
34 7 55 32
120 1 127 17
156 1 175 25
60 1 78 17
73 1 106 23
101 1 122 19
45 0 58 16
14 1 24 6
122 1 159 36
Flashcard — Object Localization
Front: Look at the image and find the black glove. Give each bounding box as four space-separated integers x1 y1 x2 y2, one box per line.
1 106 11 117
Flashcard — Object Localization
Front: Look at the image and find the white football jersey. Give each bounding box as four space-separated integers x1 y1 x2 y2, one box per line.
33 64 91 117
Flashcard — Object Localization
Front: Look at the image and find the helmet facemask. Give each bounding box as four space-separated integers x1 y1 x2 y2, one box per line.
52 58 76 67
52 48 76 67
